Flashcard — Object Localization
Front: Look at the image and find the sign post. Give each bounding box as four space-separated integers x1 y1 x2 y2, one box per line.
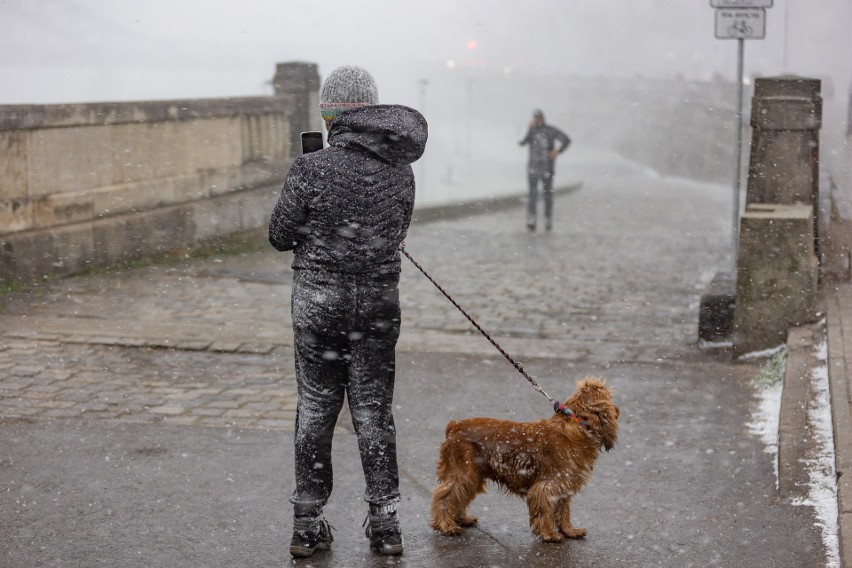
711 0 771 267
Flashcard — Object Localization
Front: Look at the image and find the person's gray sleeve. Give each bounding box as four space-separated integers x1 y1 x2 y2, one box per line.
268 160 310 252
519 130 531 146
554 127 571 153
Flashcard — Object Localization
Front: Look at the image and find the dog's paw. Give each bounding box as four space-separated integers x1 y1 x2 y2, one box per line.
458 514 478 527
436 527 464 537
539 532 565 543
432 522 464 536
560 527 587 539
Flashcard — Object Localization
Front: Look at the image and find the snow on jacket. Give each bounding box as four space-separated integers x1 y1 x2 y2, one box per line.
269 104 428 275
519 123 571 176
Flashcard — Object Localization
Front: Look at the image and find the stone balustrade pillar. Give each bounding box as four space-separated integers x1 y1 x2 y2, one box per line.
273 62 322 158
747 76 822 238
732 76 822 356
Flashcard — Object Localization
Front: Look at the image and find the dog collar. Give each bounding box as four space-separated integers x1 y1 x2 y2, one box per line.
553 401 590 430
553 401 579 420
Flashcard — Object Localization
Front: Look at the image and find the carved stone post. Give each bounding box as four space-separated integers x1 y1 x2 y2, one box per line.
273 62 321 158
733 203 819 355
746 76 822 250
732 76 822 356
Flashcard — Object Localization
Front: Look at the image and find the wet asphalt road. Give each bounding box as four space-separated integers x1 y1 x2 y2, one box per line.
0 154 826 567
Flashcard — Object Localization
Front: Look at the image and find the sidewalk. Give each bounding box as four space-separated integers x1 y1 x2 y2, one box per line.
827 280 852 567
0 156 836 567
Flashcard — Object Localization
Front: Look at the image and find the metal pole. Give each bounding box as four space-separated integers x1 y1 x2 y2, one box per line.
733 37 745 268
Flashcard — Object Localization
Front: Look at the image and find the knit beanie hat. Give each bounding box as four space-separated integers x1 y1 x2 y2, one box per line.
319 65 379 122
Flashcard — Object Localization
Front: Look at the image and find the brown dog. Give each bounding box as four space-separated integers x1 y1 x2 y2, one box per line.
430 376 618 542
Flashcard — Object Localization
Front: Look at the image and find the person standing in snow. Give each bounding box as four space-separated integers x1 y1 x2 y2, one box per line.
268 65 427 558
519 109 571 232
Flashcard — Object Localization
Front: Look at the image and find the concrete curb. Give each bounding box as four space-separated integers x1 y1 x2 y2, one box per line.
780 285 852 567
779 324 821 501
827 283 852 568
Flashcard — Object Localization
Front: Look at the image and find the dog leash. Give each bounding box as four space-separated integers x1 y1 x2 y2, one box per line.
399 243 579 419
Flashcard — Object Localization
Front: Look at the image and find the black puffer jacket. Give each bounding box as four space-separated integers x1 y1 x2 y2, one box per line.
269 104 428 274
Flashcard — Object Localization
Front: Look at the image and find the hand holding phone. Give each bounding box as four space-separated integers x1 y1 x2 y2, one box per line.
301 131 323 154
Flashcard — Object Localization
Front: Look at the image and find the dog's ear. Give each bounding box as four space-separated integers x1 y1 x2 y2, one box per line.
583 401 619 452
599 405 619 451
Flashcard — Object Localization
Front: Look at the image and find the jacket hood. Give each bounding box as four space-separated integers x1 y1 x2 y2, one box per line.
327 104 428 166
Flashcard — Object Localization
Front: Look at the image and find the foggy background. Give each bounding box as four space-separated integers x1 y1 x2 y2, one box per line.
2 0 851 205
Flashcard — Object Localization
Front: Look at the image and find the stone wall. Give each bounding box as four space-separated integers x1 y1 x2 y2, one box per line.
2 63 814 288
0 62 321 286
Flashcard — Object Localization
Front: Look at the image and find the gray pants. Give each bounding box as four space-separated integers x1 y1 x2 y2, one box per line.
289 270 401 518
527 171 554 227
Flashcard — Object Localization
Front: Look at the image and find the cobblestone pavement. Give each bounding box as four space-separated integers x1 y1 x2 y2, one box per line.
0 157 731 431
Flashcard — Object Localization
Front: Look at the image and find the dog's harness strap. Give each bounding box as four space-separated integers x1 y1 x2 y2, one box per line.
400 243 559 406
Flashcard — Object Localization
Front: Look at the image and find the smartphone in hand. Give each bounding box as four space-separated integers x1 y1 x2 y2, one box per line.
301 131 323 154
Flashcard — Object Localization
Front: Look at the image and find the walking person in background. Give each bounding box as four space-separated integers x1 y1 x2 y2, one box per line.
268 65 427 558
519 109 571 232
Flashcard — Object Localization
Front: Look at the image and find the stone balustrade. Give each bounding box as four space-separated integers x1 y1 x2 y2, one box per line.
1 62 320 286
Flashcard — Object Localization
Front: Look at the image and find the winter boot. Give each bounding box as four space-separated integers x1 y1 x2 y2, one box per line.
289 517 334 558
364 509 404 556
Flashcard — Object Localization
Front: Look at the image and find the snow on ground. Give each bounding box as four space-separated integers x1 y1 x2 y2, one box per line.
796 334 840 568
746 347 785 488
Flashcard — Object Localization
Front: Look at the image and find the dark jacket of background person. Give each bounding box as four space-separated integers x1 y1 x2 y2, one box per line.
519 123 571 177
269 104 428 272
